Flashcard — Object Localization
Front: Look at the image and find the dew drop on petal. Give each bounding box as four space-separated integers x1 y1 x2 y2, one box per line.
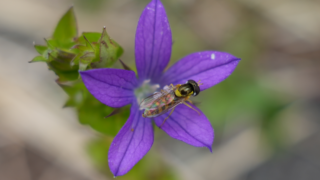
211 53 215 60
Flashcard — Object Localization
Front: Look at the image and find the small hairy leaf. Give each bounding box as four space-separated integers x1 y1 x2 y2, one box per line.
30 56 47 63
53 6 78 46
34 45 48 55
91 27 123 68
80 32 101 43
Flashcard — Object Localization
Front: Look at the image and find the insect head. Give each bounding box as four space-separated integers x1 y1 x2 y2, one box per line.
175 80 200 97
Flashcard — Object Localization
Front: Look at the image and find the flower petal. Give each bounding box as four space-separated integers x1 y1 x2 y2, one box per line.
154 103 213 151
135 0 172 81
108 103 154 176
80 69 138 108
160 51 241 91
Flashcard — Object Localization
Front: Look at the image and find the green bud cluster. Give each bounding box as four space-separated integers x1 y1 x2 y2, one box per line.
31 7 128 137
32 7 123 81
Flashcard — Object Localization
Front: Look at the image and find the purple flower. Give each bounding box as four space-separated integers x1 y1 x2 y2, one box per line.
80 0 240 176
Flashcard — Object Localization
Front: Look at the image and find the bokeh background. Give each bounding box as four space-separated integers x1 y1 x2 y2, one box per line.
1 0 320 179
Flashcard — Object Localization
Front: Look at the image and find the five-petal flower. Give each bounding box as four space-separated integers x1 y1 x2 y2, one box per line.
80 0 240 176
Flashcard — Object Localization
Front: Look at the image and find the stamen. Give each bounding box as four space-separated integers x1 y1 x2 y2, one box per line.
134 79 160 104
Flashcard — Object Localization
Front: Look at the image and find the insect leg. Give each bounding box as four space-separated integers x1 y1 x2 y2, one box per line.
186 99 194 104
160 107 176 127
197 80 203 86
183 102 201 115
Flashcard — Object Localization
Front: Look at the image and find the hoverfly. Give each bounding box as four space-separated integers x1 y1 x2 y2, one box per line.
139 80 202 127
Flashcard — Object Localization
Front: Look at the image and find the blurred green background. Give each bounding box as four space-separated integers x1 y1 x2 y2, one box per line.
0 0 320 180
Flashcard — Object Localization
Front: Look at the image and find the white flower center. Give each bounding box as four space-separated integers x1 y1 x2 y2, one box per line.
134 79 160 104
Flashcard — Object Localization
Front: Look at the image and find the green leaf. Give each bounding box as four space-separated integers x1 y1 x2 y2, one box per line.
29 55 47 63
86 138 111 170
68 29 123 70
113 39 124 58
51 69 79 82
78 95 129 136
81 32 101 43
53 6 78 45
72 35 96 67
57 49 76 60
79 52 95 70
60 82 86 107
47 52 79 82
45 39 59 49
44 47 79 82
90 27 123 68
34 45 48 55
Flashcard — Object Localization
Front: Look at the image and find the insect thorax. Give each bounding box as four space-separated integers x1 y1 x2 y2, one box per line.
175 84 193 97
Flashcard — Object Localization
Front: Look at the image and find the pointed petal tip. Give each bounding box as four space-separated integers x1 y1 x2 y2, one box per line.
135 0 172 79
155 105 214 150
161 51 241 90
108 105 154 176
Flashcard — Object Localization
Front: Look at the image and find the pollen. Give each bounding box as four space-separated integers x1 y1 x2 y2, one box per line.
134 79 160 104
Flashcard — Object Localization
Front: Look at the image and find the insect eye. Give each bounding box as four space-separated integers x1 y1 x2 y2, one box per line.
187 79 200 96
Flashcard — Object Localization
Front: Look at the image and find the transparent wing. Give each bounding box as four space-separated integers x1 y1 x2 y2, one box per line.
139 92 162 110
139 85 174 110
148 98 185 117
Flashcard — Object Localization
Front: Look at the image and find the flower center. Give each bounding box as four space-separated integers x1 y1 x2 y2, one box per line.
134 79 160 104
